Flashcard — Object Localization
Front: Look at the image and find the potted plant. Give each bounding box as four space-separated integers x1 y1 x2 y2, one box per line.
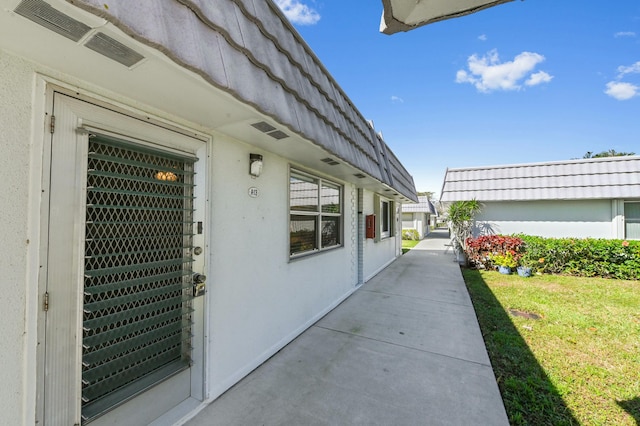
517 253 537 277
516 263 533 277
490 252 517 274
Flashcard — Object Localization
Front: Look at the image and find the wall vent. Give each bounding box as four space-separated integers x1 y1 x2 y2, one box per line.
15 0 91 42
85 32 144 67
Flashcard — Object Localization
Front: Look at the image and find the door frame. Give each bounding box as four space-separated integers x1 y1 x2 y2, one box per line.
35 83 210 425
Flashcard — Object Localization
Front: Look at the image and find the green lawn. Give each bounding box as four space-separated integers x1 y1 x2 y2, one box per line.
463 269 640 426
401 239 419 254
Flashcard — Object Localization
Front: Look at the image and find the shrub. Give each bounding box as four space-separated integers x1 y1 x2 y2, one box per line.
465 235 525 269
517 235 640 280
490 252 518 268
402 229 420 241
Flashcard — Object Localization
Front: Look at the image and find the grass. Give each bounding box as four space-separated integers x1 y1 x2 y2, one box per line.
462 269 640 426
402 239 420 254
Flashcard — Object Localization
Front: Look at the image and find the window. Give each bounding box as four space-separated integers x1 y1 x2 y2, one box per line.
625 202 640 239
290 169 342 256
381 200 390 238
374 195 395 241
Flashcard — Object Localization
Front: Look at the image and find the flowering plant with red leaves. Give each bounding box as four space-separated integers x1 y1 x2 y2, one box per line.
465 235 524 269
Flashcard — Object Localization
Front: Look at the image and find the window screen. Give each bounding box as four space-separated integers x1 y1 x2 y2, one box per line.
290 170 342 256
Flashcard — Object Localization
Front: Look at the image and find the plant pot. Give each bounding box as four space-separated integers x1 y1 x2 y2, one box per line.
498 266 512 275
517 266 532 277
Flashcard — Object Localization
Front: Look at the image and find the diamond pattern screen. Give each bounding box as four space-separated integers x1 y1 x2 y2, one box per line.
81 135 195 421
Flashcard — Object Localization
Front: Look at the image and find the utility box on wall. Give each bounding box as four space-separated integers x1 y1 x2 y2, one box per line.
366 214 376 239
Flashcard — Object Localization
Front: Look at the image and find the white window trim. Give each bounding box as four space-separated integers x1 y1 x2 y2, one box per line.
373 194 395 242
289 168 343 258
380 200 391 239
624 200 640 240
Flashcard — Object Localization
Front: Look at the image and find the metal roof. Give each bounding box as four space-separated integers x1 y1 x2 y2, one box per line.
380 0 514 35
402 196 437 214
440 156 640 202
71 0 417 201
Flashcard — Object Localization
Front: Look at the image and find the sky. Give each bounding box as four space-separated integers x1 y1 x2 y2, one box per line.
273 0 640 197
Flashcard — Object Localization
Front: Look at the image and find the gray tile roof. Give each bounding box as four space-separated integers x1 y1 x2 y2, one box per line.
440 156 640 202
402 196 437 214
73 0 417 201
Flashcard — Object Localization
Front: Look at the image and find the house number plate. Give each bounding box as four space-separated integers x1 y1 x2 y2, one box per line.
248 187 259 198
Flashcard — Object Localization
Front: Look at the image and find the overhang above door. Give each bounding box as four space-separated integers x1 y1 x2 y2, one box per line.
380 0 514 34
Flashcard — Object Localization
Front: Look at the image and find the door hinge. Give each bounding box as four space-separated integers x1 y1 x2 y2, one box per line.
43 292 49 312
50 115 55 134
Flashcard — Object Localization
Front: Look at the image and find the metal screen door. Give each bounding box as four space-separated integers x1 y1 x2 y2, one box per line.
41 92 204 425
81 135 195 421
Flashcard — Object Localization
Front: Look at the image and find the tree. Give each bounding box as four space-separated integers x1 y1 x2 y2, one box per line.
447 199 482 252
583 149 635 158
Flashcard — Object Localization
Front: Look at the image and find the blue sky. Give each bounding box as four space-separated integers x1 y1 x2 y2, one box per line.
274 0 640 196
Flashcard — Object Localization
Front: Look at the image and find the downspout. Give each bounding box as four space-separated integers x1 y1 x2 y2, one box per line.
357 188 364 286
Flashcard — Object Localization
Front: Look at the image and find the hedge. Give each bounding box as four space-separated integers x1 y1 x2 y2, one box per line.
517 235 640 280
465 234 640 280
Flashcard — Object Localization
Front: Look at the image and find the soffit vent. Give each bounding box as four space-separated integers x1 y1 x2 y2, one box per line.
267 130 288 140
251 121 276 133
15 0 91 42
321 157 340 166
85 32 144 67
250 122 288 140
353 173 366 179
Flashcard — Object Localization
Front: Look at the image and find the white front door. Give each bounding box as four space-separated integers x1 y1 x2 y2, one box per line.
39 90 207 425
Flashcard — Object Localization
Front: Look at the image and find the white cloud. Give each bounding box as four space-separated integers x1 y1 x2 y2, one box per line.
455 49 552 93
526 71 553 86
614 31 636 38
391 96 404 104
617 61 640 78
605 81 639 100
478 34 487 41
274 0 320 25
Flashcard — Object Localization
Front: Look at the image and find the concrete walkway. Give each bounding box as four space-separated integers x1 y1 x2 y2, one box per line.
186 229 508 426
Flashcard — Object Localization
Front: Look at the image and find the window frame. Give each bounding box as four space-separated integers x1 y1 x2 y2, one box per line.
374 194 395 241
380 200 391 239
289 168 343 258
624 201 640 240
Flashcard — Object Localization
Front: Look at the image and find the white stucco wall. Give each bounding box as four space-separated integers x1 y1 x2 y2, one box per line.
363 191 401 281
206 136 359 397
0 49 36 426
474 200 614 238
402 212 429 239
0 44 403 423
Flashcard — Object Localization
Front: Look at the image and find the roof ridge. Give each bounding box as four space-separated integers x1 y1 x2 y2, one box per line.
446 155 640 172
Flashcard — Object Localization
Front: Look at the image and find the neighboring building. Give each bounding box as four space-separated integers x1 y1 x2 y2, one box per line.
402 196 437 239
440 156 640 239
0 1 417 424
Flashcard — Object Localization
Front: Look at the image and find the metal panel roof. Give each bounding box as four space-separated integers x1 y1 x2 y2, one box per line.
402 196 437 214
440 156 640 202
380 0 514 34
72 0 417 201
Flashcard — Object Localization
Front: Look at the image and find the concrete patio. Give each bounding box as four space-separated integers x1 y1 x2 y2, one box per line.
184 229 508 425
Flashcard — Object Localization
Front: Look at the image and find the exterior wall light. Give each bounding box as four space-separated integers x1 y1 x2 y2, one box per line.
155 171 178 181
249 153 263 177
